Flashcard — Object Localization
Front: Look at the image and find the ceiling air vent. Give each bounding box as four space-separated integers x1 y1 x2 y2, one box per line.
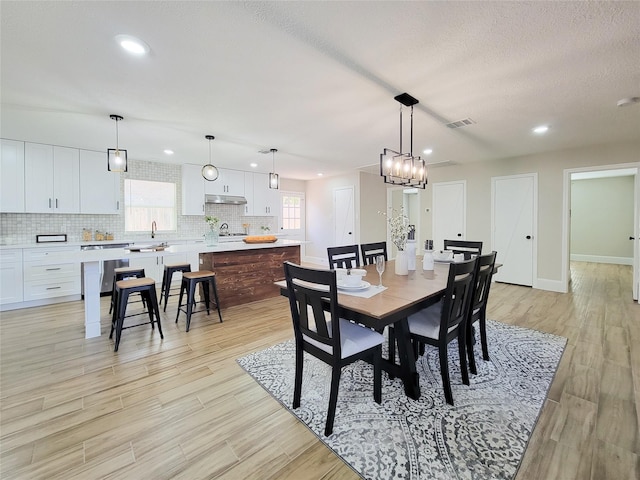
446 118 476 129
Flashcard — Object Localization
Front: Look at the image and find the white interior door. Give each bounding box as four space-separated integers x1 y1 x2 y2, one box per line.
334 186 355 246
433 181 466 251
279 191 306 258
492 174 537 286
634 172 639 301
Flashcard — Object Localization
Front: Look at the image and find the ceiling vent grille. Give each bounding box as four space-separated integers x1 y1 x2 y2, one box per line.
446 118 476 129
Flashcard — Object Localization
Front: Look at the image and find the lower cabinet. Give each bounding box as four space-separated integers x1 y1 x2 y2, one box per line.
22 246 81 302
0 249 23 304
129 251 189 287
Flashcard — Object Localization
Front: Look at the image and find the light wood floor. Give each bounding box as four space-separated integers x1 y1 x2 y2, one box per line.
0 262 638 479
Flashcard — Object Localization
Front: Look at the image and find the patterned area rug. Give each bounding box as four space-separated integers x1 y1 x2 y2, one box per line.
237 320 566 480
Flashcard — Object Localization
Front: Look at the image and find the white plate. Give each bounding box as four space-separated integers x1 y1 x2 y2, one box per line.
434 258 454 263
337 280 371 291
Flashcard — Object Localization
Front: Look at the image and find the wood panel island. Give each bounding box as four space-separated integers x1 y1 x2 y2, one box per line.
80 239 302 338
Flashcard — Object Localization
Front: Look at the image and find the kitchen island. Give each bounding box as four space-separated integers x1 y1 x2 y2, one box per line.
80 240 301 338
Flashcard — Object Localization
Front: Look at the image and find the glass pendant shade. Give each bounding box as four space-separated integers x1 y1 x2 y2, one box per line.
202 164 219 181
202 135 219 181
269 172 279 189
107 148 128 172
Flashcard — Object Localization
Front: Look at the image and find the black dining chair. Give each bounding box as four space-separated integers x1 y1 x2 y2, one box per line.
466 251 497 375
443 239 483 260
283 261 383 436
327 245 360 269
391 258 477 405
360 242 388 265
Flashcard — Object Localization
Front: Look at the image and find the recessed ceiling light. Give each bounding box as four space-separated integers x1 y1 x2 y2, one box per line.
250 163 258 168
115 34 150 55
317 173 324 176
533 125 549 134
423 148 433 155
163 149 174 155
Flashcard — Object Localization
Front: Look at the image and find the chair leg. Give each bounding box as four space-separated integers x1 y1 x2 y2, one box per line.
293 342 303 409
467 321 478 375
109 288 118 339
202 280 211 315
458 329 470 386
479 312 490 361
325 366 341 436
388 327 395 380
439 344 453 405
147 287 164 339
114 291 129 352
186 280 196 332
142 290 155 327
176 280 186 323
373 346 382 404
211 277 223 323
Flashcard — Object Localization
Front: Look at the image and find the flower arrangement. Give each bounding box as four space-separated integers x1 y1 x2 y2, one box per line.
380 208 410 251
205 215 220 228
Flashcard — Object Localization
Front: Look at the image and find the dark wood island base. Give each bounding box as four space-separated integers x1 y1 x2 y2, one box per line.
199 245 300 308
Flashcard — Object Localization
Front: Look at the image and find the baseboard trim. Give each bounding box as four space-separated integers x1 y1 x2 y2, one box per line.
570 254 633 266
535 278 567 293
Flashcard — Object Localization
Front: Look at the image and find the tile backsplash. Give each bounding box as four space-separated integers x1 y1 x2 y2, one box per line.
0 159 276 244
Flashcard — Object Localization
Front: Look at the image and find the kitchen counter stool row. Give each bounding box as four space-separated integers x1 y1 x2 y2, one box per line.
109 262 223 351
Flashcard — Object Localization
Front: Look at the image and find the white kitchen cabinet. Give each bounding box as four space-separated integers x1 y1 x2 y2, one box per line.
182 164 205 215
79 149 121 214
204 168 245 196
23 246 81 301
0 139 25 213
25 143 80 213
0 249 23 305
243 173 254 215
129 251 189 287
245 172 279 217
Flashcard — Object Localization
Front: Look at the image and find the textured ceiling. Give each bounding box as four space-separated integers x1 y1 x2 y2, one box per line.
1 1 639 180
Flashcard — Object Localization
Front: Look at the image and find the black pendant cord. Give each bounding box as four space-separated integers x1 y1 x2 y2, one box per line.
399 105 403 154
410 105 414 157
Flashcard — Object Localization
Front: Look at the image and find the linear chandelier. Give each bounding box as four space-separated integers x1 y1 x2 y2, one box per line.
379 93 427 188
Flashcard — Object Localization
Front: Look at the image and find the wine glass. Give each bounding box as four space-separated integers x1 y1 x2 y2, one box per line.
375 255 385 288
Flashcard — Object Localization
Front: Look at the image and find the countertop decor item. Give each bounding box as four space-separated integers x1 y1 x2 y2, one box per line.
243 235 277 243
205 215 220 246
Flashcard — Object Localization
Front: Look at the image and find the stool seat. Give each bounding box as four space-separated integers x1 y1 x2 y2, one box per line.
114 266 146 275
110 277 163 352
160 262 192 312
176 270 222 332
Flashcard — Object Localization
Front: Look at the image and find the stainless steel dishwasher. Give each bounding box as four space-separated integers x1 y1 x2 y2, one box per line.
81 243 130 297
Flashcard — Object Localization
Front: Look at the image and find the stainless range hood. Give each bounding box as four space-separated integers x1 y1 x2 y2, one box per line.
205 194 247 205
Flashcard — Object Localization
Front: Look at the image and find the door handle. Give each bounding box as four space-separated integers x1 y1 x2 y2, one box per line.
630 236 636 240
457 233 462 237
526 235 532 239
348 232 352 235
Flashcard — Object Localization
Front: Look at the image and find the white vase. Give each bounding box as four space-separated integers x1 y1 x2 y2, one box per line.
395 250 409 275
423 250 434 271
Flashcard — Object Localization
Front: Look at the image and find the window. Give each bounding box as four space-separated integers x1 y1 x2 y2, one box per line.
282 194 302 230
124 179 176 232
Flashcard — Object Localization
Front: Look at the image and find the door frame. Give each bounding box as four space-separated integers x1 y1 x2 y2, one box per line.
491 173 538 288
561 162 639 299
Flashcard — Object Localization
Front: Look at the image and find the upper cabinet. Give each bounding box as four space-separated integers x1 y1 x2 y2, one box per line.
182 164 205 215
243 172 279 217
0 139 25 213
79 150 121 214
25 143 80 213
204 168 245 196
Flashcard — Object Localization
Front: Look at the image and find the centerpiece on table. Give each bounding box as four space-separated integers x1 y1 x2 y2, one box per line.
205 215 220 246
381 208 411 275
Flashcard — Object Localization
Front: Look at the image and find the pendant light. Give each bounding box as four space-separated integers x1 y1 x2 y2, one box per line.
107 114 128 172
202 135 219 181
269 148 279 189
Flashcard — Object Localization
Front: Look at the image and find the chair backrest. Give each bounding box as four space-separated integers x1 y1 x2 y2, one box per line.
360 242 388 265
443 239 483 260
470 251 497 317
440 258 477 336
327 245 360 269
283 261 342 357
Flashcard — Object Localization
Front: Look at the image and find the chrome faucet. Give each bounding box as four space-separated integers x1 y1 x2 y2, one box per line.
151 221 157 239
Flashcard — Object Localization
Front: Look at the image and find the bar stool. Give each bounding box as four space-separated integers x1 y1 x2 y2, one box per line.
110 277 163 352
159 262 191 312
176 270 223 332
109 267 146 315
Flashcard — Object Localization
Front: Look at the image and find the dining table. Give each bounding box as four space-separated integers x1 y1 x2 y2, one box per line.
277 260 452 400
